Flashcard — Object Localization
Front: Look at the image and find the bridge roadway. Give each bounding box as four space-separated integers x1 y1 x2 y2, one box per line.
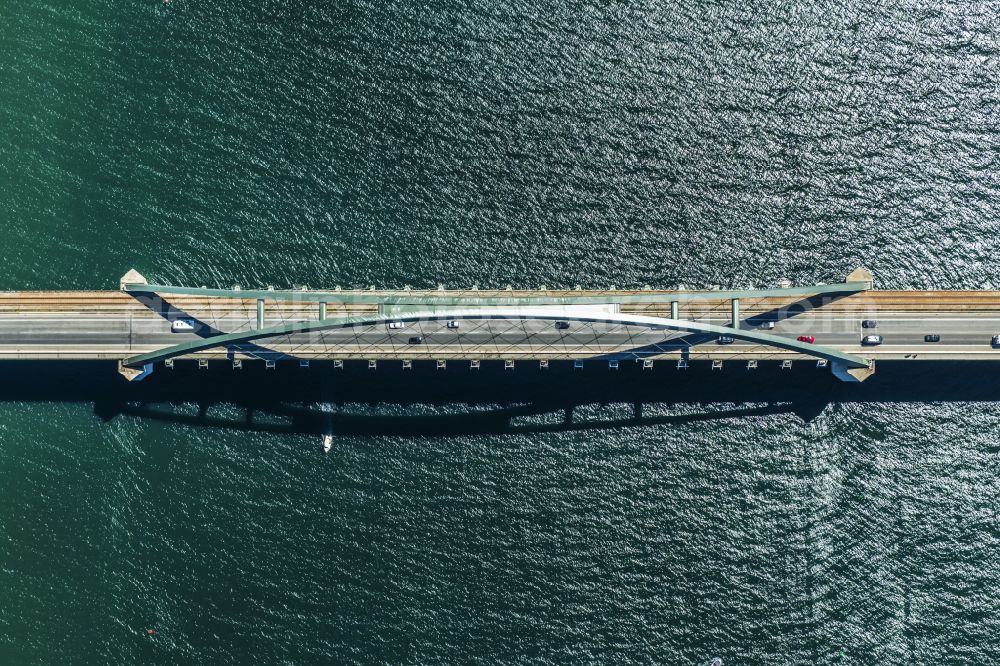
1 290 1000 364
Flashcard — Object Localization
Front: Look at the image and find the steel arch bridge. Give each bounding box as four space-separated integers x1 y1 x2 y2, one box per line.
118 269 875 382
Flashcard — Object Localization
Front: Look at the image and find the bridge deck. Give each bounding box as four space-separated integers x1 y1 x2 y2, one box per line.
0 291 997 366
1 290 999 312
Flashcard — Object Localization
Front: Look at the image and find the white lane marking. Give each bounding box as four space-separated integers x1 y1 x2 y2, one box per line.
1 311 1000 320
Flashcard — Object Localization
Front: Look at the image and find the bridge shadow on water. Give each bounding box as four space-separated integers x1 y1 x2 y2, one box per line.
1 360 999 437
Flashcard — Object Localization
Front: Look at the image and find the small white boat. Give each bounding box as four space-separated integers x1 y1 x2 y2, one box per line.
322 434 333 453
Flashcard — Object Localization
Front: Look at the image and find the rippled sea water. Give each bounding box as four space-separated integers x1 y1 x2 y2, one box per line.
2 1 1000 663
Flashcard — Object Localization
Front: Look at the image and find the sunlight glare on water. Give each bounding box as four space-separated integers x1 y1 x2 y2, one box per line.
2 1 1000 663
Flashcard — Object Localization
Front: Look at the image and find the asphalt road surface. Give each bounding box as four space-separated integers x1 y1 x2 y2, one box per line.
1 309 999 359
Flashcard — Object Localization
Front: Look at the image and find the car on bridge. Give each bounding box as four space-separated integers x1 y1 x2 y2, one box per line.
862 319 878 328
862 335 883 346
924 334 940 343
717 335 735 345
555 321 570 330
797 335 815 344
170 319 196 332
447 320 460 329
408 336 423 344
388 321 405 329
992 335 1000 348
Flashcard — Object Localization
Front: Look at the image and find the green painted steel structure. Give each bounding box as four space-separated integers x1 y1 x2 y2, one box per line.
122 308 872 370
123 281 869 306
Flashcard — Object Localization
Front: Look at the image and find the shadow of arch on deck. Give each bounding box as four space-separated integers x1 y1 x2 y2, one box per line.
122 308 871 371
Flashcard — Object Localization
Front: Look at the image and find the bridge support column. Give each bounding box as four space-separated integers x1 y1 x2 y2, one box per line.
731 298 739 328
670 301 678 320
319 302 328 321
256 299 265 329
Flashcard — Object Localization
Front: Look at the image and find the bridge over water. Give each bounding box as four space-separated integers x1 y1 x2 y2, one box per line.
1 268 998 383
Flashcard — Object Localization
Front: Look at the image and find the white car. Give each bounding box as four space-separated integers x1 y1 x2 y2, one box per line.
446 320 460 329
759 321 775 330
388 321 405 329
170 319 196 332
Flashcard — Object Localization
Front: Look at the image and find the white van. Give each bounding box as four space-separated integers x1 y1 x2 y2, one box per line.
170 319 196 332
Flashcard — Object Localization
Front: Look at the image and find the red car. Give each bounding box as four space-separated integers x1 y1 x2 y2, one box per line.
797 335 815 344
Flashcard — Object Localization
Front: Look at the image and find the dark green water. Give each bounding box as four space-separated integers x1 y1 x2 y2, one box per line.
3 1 1000 663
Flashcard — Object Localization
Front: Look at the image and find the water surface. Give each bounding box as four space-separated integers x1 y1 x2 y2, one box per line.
2 1 999 663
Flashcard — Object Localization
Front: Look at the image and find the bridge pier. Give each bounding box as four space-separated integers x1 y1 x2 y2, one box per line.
670 301 678 320
118 360 152 382
319 302 327 320
832 360 875 382
846 267 874 290
256 299 265 329
731 298 739 328
119 269 146 291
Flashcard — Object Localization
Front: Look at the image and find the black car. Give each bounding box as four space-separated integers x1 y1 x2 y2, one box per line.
861 319 878 328
408 336 423 344
924 334 940 343
555 321 570 330
717 335 735 345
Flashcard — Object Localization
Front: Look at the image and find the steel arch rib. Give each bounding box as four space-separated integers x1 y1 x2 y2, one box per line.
122 308 871 369
123 282 868 305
